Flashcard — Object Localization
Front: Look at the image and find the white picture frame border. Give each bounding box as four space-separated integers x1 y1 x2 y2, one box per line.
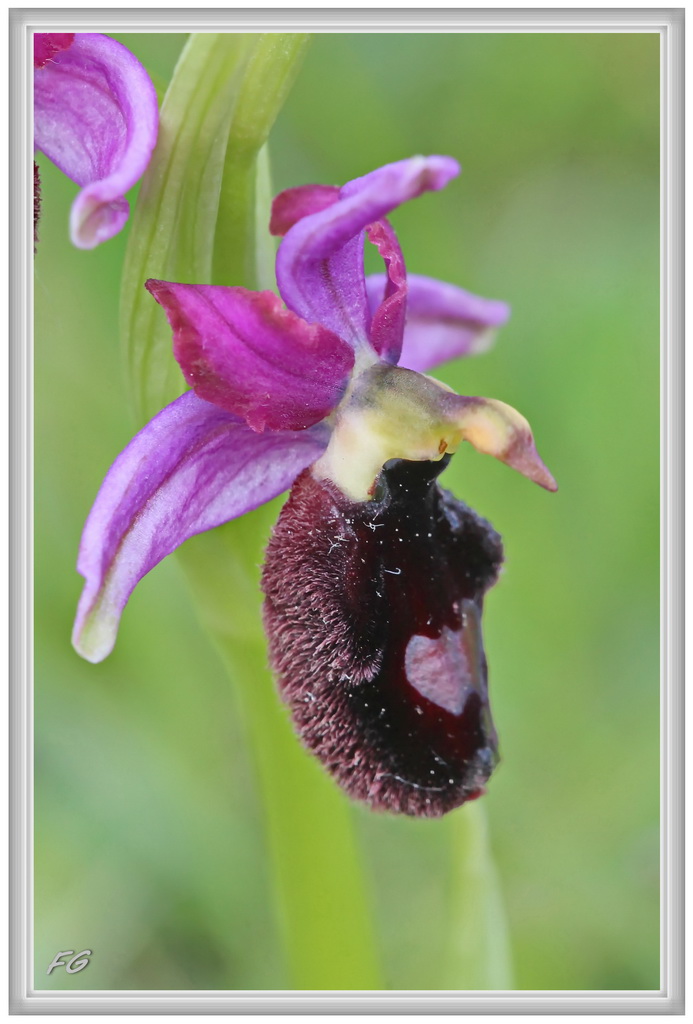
10 7 683 1014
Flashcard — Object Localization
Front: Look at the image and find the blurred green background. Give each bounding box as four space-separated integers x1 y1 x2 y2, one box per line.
34 32 659 991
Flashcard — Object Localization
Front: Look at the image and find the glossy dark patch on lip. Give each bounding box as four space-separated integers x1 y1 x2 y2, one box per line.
261 456 504 817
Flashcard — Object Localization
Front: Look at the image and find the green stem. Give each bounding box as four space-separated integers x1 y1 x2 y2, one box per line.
443 802 514 989
177 511 382 989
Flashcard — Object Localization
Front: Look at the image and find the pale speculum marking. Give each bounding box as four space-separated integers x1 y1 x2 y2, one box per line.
404 599 484 716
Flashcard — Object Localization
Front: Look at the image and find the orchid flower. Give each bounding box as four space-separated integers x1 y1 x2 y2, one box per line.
34 32 158 248
73 155 556 817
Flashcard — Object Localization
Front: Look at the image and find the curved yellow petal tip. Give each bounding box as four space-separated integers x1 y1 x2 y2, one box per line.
503 442 558 492
449 396 557 492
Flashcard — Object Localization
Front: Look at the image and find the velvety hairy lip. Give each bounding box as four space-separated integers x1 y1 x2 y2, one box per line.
261 456 504 818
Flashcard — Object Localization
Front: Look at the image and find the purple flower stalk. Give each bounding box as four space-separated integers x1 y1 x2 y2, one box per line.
34 33 158 248
73 155 556 816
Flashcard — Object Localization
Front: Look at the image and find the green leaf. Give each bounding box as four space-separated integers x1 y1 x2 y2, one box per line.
212 35 311 290
121 33 309 426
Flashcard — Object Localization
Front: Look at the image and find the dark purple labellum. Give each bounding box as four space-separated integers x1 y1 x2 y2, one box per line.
261 456 504 817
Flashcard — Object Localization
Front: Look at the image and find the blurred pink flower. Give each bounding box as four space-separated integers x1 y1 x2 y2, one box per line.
34 32 158 247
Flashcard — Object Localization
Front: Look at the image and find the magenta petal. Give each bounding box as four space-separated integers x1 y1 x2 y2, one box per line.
34 33 158 248
276 155 460 350
146 280 354 432
365 218 407 364
72 391 328 663
34 33 75 68
270 184 339 236
366 273 510 373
